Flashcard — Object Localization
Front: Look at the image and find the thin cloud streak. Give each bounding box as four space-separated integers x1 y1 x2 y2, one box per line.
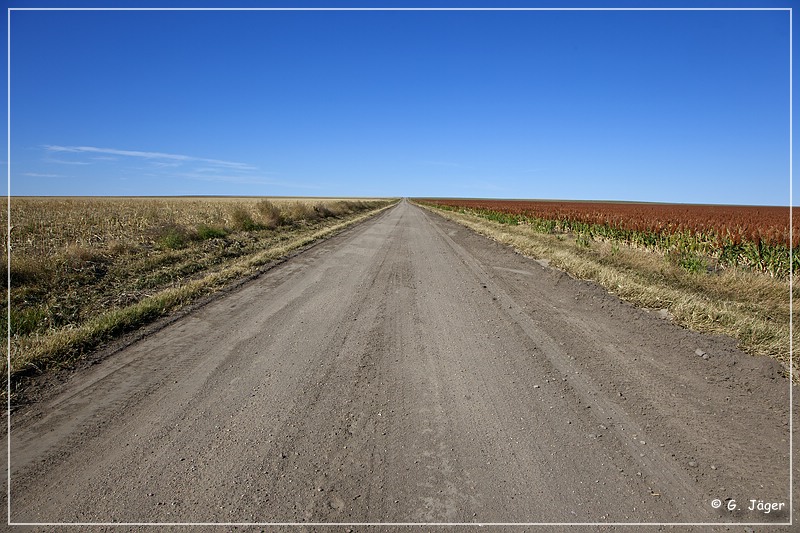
178 172 322 190
23 172 65 178
38 144 309 191
46 158 91 165
45 145 257 171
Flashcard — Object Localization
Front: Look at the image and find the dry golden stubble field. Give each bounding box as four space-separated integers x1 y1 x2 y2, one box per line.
3 196 396 397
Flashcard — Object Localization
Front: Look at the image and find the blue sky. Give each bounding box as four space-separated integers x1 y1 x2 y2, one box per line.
5 2 795 204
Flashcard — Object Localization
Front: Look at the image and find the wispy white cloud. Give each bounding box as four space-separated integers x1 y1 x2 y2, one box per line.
176 171 321 190
46 158 91 165
38 144 304 190
193 167 224 173
192 166 267 174
176 172 268 185
23 172 66 178
44 145 257 171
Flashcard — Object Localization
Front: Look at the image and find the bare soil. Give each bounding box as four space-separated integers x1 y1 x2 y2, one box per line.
5 200 796 530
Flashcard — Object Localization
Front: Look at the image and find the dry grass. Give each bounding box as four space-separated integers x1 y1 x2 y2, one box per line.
6 197 380 256
3 197 396 394
417 202 796 378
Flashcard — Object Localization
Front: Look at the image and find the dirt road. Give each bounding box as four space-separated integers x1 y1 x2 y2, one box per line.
7 200 794 527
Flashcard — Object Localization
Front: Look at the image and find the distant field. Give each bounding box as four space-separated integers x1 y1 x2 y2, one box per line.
418 198 796 278
4 196 395 391
12 196 386 201
6 197 385 257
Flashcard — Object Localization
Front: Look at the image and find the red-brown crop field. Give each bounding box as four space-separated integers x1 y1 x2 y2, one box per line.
417 199 797 278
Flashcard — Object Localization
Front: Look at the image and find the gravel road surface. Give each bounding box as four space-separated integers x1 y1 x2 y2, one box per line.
7 200 794 528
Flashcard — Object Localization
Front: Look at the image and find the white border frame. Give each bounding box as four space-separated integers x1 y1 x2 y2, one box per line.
5 5 793 528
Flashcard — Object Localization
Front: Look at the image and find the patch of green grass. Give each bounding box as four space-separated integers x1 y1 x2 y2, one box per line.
575 234 592 248
154 224 196 250
677 252 707 274
196 224 228 240
10 305 48 336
